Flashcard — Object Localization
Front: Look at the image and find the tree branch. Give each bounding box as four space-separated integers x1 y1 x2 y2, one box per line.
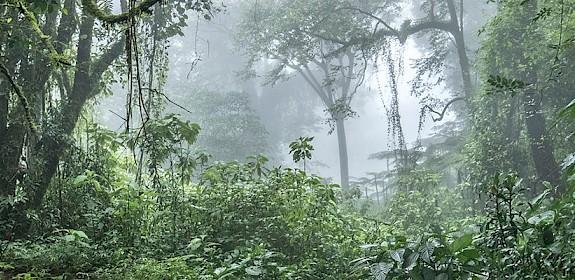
0 63 38 135
9 0 69 65
55 0 77 54
301 65 332 106
404 20 455 37
89 39 125 98
341 51 354 99
423 97 465 122
339 6 398 36
82 0 161 24
302 30 350 46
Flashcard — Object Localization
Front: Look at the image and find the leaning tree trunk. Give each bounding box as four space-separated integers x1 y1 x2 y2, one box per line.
335 116 350 190
25 15 127 211
0 0 76 205
9 14 125 237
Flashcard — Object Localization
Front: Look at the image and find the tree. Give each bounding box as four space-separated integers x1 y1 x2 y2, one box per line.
473 0 575 194
0 0 216 235
315 0 474 120
288 0 479 187
235 0 388 189
181 90 273 162
289 136 314 172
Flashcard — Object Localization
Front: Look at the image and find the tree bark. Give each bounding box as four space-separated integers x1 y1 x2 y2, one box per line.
335 117 349 189
297 57 353 191
0 5 7 135
0 87 6 135
27 15 95 210
0 10 29 198
446 0 472 98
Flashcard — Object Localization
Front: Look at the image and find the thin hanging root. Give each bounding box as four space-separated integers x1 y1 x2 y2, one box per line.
125 0 148 132
0 63 38 135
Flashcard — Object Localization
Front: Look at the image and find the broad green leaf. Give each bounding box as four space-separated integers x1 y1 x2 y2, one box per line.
73 175 89 185
70 230 89 240
187 238 202 251
404 252 419 271
451 234 473 253
419 241 436 263
527 210 555 225
63 234 75 242
561 153 575 171
456 248 480 263
529 189 550 212
371 262 392 280
390 248 405 263
214 267 226 275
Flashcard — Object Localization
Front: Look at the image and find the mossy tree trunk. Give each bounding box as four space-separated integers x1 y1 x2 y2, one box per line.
0 0 125 237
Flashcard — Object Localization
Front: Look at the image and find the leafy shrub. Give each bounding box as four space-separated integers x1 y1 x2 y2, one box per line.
478 174 575 279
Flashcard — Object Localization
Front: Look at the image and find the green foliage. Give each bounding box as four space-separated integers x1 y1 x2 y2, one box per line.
95 257 201 280
486 75 526 95
352 232 482 280
180 90 273 162
132 114 200 155
384 187 476 237
2 230 98 276
468 0 575 190
288 136 314 170
477 173 575 279
3 0 575 279
2 141 364 279
352 172 575 280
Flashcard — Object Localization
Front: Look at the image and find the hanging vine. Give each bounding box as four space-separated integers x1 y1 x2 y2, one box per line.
378 41 409 167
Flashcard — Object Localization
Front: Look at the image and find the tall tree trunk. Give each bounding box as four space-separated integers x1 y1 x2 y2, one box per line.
0 10 29 199
523 88 561 191
0 5 7 137
452 28 472 97
23 20 124 212
26 15 96 210
2 0 128 239
519 1 562 194
0 86 6 136
1 0 76 200
335 117 349 190
447 0 472 98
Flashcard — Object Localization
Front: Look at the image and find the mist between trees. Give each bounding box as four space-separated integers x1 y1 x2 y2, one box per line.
1 0 575 279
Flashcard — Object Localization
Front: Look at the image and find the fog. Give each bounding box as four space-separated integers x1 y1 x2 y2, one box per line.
4 0 575 277
96 0 493 185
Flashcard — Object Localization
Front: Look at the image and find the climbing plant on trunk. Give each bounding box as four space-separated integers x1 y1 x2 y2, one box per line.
0 0 216 237
473 0 575 195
